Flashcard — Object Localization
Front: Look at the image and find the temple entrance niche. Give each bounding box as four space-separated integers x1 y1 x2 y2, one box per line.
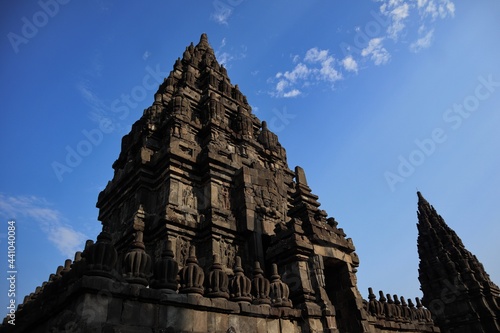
324 258 363 333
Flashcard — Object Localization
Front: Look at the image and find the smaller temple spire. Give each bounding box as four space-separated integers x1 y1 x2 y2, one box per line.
416 192 500 332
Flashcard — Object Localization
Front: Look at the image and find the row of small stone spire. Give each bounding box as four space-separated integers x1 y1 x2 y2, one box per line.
366 287 433 323
16 229 292 312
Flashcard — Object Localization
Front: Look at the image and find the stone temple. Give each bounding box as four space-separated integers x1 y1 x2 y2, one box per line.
3 34 498 333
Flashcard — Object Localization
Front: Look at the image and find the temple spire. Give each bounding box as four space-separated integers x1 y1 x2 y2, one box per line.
416 192 500 333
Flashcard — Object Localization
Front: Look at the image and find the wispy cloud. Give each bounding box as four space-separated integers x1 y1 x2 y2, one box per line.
417 0 455 20
361 38 391 65
211 6 233 25
410 29 434 52
142 50 151 60
76 80 110 124
377 0 455 50
272 48 343 98
0 194 87 258
381 1 410 40
215 37 247 67
269 1 455 97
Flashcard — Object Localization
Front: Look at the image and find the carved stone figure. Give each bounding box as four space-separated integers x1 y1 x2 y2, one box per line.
176 236 190 267
182 186 195 208
218 185 230 210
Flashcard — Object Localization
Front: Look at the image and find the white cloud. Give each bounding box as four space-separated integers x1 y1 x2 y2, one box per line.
276 79 289 93
388 3 410 39
211 7 232 25
269 0 455 97
417 0 455 20
275 79 302 98
410 29 434 52
319 57 342 82
215 38 246 68
305 48 342 81
342 56 358 73
305 48 330 63
361 38 391 65
377 0 455 43
271 48 343 97
0 194 87 258
142 50 151 60
283 63 310 82
283 89 301 98
217 52 234 66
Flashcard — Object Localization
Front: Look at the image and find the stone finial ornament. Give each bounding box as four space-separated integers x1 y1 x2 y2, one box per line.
123 230 152 287
400 296 411 320
83 228 118 279
269 263 292 308
367 287 380 316
151 240 179 292
377 290 386 317
416 297 433 322
251 261 270 305
385 293 395 319
179 245 205 295
206 254 229 299
60 259 72 277
229 256 252 303
407 298 418 321
393 294 402 319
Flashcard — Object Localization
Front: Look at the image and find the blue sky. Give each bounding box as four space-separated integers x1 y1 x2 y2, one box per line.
1 0 500 312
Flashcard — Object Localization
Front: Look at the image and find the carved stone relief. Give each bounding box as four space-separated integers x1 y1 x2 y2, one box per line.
181 184 196 209
167 180 178 205
219 238 238 269
218 185 230 210
176 236 190 267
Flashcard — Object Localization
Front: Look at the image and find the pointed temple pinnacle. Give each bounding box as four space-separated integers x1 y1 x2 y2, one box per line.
196 33 210 51
416 191 433 223
416 191 428 205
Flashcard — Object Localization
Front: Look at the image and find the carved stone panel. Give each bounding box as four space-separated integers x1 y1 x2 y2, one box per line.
181 184 196 209
169 179 180 206
219 238 238 270
176 236 191 268
218 185 230 210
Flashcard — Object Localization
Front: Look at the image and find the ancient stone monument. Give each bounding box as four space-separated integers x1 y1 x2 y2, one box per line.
416 192 500 333
3 34 495 332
